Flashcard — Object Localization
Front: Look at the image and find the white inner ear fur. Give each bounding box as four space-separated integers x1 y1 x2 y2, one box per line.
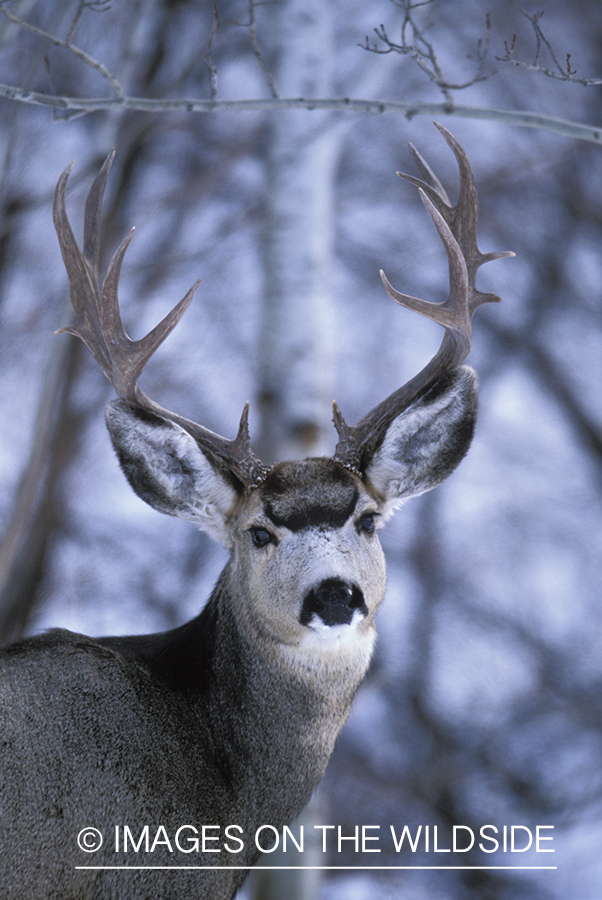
364 367 476 519
153 425 239 545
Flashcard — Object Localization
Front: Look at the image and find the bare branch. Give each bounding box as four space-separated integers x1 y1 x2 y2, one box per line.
497 0 602 87
238 0 279 99
362 0 493 103
0 0 600 145
66 0 112 45
204 4 219 103
0 81 599 144
0 1 124 99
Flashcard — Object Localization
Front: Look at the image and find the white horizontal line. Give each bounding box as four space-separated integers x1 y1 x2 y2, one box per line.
76 865 558 871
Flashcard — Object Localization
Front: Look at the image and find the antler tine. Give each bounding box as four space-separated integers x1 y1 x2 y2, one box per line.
54 154 271 490
83 149 116 273
333 123 514 473
405 141 451 207
53 160 113 382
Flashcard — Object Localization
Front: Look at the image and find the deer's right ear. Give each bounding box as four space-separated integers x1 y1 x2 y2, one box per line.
105 400 239 546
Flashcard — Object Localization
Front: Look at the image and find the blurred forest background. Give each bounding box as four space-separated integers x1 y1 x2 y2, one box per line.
0 0 602 898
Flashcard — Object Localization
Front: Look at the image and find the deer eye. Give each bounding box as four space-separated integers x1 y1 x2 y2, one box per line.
359 513 377 534
250 526 274 548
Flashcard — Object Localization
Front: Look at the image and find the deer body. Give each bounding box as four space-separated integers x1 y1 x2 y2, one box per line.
0 125 513 898
1 458 384 898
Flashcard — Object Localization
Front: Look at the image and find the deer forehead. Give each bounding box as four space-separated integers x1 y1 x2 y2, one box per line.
253 458 374 531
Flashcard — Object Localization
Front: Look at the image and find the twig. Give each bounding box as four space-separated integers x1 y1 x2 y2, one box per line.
362 0 493 104
240 0 279 99
497 0 602 87
66 0 112 45
204 5 219 103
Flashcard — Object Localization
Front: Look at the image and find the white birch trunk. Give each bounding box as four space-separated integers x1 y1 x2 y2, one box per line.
256 0 338 464
249 3 336 897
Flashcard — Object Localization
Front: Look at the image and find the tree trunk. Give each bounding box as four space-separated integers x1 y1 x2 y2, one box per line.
250 1 338 897
256 0 338 465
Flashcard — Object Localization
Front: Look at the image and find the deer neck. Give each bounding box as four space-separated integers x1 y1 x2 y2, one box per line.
124 564 372 829
207 567 370 823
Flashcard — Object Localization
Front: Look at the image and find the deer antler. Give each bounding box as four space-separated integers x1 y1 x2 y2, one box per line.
53 152 271 490
332 122 514 473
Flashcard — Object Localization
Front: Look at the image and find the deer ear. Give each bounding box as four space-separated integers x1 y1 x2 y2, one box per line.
105 400 239 546
362 366 477 518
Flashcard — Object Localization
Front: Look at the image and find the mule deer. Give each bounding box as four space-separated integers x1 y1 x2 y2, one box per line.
0 124 512 899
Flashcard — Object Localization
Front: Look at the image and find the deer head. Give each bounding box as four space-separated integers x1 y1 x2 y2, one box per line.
52 123 513 657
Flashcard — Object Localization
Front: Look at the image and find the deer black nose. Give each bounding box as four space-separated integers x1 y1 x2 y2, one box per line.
300 578 368 627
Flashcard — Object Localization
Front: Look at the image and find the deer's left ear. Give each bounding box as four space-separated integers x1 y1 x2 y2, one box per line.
362 366 477 517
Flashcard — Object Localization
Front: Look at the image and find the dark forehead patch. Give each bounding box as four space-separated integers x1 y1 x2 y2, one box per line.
261 459 359 532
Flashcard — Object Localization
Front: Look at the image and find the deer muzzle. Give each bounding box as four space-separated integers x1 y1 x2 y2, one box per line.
300 578 368 627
